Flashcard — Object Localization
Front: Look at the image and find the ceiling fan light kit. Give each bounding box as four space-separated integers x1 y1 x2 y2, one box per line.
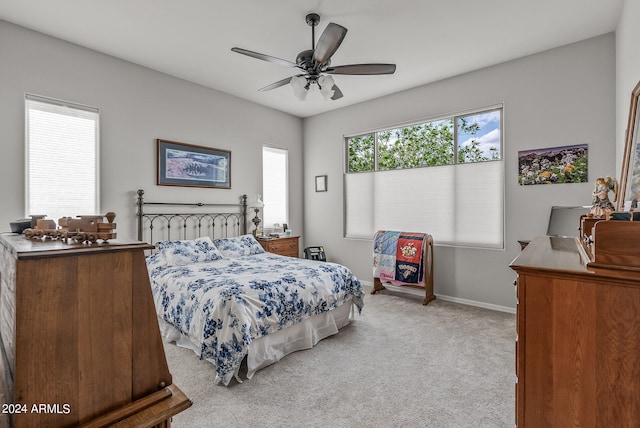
317 75 336 100
291 75 308 101
231 13 396 101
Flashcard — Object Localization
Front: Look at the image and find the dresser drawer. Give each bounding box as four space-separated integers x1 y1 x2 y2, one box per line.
267 239 297 253
257 236 300 258
276 249 298 257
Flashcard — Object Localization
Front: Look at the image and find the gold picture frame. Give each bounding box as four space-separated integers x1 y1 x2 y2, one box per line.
617 81 640 210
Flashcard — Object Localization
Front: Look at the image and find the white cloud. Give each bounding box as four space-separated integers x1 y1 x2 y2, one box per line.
464 111 500 128
460 128 501 155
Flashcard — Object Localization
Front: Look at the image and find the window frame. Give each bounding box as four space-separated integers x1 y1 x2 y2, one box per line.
345 105 503 173
261 145 289 230
25 93 100 220
343 105 504 249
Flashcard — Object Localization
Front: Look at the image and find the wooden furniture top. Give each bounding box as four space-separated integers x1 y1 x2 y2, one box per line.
511 234 640 284
510 236 590 273
256 235 301 240
0 233 153 259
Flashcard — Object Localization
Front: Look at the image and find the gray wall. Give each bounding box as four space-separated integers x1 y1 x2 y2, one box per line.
0 20 303 240
0 18 621 312
303 34 616 311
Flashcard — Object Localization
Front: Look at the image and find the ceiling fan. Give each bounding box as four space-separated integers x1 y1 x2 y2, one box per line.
231 13 396 101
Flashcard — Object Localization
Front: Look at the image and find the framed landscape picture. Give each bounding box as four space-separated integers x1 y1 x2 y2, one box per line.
518 144 588 185
157 139 231 189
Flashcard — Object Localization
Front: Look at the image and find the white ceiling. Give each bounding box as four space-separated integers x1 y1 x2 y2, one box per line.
0 0 624 118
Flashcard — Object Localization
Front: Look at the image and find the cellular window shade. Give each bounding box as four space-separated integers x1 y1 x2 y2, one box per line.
262 146 288 228
26 96 99 222
344 161 504 248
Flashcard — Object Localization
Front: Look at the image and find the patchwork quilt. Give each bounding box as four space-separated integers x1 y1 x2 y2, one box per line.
373 230 428 285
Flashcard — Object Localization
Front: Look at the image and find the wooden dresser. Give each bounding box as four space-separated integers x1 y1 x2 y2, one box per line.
510 225 640 427
0 234 191 427
256 236 300 257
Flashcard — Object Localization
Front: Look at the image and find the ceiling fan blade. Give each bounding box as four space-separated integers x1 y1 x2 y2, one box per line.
330 84 344 100
312 23 347 65
326 63 396 75
231 47 297 68
258 76 295 92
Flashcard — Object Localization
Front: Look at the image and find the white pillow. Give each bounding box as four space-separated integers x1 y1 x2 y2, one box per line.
213 234 265 258
157 237 224 266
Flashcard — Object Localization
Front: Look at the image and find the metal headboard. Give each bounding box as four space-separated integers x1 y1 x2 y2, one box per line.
136 189 249 245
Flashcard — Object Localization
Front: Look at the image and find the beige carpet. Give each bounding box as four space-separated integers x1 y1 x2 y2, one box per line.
164 286 515 428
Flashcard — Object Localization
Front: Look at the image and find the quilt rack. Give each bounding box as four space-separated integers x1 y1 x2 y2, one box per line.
371 231 435 305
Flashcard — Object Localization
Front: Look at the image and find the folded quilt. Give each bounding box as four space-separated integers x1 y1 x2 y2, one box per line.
373 230 428 285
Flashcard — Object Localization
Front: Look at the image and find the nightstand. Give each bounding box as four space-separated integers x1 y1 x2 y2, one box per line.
257 236 300 257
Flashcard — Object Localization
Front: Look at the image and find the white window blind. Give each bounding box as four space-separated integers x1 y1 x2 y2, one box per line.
25 95 99 222
262 146 288 228
345 161 504 248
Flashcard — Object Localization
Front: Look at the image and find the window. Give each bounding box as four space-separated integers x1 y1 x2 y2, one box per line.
344 106 503 248
347 134 375 172
262 146 288 229
25 95 99 222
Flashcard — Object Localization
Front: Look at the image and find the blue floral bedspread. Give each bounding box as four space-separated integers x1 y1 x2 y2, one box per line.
147 253 363 385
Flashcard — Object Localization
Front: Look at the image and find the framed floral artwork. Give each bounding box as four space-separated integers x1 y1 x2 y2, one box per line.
518 144 588 185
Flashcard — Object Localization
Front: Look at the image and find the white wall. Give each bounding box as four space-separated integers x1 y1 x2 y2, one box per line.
616 0 640 177
0 20 303 240
303 34 616 310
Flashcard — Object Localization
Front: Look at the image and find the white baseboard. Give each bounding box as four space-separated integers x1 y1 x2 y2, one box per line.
434 294 516 314
361 280 516 314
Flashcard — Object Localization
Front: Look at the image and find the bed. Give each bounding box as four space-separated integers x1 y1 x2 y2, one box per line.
136 190 364 385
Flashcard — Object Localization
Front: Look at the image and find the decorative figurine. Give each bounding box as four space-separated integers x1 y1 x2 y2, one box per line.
23 212 117 243
590 176 618 218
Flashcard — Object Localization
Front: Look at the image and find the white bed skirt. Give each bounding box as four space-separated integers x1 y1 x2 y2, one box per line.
158 299 354 384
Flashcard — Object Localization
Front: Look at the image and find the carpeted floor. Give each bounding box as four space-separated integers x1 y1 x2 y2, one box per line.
165 286 515 428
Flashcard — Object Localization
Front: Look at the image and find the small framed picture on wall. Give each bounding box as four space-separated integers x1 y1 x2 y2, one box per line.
315 175 327 192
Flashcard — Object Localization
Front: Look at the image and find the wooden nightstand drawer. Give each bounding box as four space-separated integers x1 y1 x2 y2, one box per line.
276 249 298 257
267 240 297 253
257 236 300 258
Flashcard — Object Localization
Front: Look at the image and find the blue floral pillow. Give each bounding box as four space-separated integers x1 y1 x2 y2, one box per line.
157 237 224 266
213 234 265 258
146 252 167 269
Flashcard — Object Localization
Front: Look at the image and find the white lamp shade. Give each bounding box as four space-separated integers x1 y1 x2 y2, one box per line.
251 194 264 208
318 75 335 100
291 76 308 101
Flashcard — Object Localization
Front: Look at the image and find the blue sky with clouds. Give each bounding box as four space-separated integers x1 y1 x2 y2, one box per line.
458 110 501 158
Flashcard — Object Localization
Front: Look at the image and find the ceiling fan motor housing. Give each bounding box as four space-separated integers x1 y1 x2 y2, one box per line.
296 49 329 72
296 49 315 70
